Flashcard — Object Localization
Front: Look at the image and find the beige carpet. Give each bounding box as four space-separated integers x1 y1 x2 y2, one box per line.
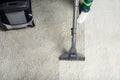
0 0 120 80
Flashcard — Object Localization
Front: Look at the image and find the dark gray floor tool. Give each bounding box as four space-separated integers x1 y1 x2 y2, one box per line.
59 0 85 61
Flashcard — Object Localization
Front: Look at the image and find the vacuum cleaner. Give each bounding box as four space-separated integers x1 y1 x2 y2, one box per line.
0 0 35 30
59 0 85 61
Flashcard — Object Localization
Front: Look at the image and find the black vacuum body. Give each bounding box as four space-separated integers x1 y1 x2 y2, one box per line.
0 0 35 30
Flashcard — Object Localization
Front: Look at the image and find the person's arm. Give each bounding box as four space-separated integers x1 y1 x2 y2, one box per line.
77 0 93 23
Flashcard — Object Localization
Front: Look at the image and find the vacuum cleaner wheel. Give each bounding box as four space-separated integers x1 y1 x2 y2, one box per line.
28 21 35 27
0 25 8 31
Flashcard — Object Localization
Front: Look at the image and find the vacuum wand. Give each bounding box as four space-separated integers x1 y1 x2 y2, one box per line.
59 0 85 61
70 0 79 53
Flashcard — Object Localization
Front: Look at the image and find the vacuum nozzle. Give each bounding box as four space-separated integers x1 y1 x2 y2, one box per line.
59 53 85 61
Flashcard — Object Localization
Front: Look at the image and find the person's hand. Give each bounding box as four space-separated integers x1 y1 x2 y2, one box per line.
77 11 89 23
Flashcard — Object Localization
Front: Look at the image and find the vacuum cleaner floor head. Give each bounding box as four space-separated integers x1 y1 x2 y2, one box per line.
59 53 85 61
